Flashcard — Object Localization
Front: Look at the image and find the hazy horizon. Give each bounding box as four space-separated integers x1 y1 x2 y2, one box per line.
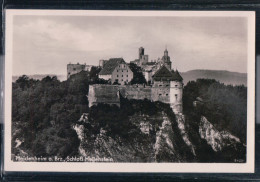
12 68 248 77
13 14 248 75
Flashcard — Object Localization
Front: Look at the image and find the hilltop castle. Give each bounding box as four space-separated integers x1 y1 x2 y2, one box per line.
67 63 93 79
67 47 183 114
131 47 172 82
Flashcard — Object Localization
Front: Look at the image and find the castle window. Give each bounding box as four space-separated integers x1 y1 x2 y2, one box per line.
166 94 168 96
122 75 123 77
73 68 76 71
122 79 123 81
127 70 128 72
175 94 178 100
159 85 162 87
175 85 178 87
117 75 118 77
159 94 162 96
122 70 123 72
127 75 128 77
166 85 169 87
117 70 118 72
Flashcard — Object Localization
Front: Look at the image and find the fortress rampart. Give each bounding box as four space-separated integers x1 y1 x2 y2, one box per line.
88 83 183 114
119 85 152 100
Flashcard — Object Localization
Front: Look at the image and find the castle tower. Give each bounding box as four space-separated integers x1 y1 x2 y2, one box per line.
164 49 168 57
170 80 183 113
139 47 144 59
67 63 86 79
169 70 183 114
161 49 172 70
138 47 149 66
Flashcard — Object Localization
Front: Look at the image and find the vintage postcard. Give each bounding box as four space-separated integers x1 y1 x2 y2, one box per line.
4 10 255 172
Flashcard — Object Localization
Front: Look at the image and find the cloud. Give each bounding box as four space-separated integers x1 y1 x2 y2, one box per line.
15 19 108 52
12 16 248 75
14 18 143 53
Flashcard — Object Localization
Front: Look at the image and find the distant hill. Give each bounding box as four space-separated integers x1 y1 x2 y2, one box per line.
180 70 247 86
12 69 247 86
12 74 67 82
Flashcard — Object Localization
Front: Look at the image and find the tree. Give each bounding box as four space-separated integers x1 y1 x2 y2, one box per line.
113 79 119 85
183 79 247 143
89 66 102 83
129 63 147 84
12 74 88 158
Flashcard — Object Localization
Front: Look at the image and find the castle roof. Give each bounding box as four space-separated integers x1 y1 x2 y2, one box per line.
171 70 183 81
153 65 183 81
152 65 173 81
99 58 125 75
146 62 156 65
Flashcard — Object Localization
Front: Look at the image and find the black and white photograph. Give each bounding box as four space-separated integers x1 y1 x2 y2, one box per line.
4 10 255 173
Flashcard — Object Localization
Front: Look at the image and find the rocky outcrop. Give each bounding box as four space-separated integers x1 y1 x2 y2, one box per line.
154 113 182 162
139 121 152 134
73 111 245 162
74 112 189 162
199 116 242 152
73 113 90 156
175 113 196 156
73 113 155 162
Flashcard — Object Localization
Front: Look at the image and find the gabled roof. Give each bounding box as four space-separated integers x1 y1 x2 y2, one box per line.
152 65 173 81
152 65 183 81
99 58 125 75
171 70 183 81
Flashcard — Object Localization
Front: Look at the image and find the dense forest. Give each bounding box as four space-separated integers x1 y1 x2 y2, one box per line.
12 67 103 158
12 69 247 161
183 79 247 144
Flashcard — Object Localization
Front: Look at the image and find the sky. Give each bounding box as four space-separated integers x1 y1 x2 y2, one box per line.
13 15 248 76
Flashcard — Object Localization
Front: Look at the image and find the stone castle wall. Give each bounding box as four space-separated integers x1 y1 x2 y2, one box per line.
119 85 152 100
67 63 93 79
88 84 152 107
152 81 170 103
88 83 183 113
88 85 120 108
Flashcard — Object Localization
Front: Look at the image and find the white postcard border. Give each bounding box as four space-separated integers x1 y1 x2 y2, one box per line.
4 10 255 173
